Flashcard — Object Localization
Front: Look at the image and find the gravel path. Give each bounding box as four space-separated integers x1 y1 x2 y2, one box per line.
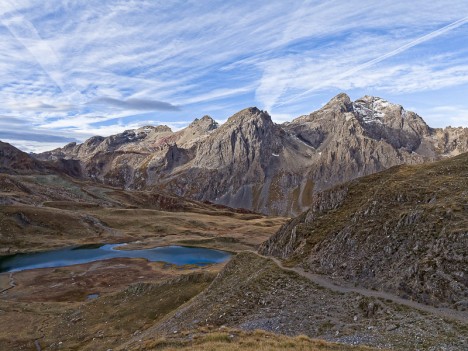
254 252 468 324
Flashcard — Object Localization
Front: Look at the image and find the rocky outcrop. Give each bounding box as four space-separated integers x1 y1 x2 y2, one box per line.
261 185 349 259
159 108 307 214
36 94 468 215
259 153 468 309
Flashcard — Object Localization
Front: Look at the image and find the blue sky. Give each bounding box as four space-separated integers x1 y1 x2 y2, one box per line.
1 1 468 152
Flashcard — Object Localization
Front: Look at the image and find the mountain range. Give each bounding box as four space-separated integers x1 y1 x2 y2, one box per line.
37 93 468 216
1 93 468 350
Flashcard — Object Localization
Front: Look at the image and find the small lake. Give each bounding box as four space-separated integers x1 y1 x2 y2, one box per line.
0 244 231 273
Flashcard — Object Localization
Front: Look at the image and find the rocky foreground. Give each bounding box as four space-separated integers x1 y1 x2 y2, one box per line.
121 252 467 351
260 152 468 311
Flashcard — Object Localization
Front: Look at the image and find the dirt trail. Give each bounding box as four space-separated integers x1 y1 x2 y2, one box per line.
252 252 468 324
0 273 16 294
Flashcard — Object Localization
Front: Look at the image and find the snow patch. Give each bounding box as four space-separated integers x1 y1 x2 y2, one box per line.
272 153 279 157
352 102 383 124
373 98 391 109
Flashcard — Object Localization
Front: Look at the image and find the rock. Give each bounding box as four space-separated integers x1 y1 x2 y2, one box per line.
386 324 399 331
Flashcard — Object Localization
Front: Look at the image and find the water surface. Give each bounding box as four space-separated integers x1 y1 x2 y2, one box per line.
0 244 231 273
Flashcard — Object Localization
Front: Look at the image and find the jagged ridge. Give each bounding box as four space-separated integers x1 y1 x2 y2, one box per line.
36 94 468 215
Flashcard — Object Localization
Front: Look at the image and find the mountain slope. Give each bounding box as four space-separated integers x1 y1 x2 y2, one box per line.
122 252 467 351
0 141 285 255
0 140 82 177
37 94 468 215
0 141 46 173
259 152 468 310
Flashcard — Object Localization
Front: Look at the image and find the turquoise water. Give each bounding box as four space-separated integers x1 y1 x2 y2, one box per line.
0 244 231 273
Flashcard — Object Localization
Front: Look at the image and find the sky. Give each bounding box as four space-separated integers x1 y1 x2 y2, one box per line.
1 1 468 152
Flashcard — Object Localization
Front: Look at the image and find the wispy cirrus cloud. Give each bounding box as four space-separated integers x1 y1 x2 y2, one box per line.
272 16 468 108
0 1 467 152
87 97 180 111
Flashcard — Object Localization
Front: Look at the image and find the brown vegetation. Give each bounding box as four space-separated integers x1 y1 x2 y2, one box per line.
128 328 380 351
260 152 468 309
0 172 286 254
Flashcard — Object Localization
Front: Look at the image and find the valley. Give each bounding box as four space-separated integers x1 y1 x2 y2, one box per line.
0 171 285 255
0 97 467 350
0 146 286 350
2 2 468 350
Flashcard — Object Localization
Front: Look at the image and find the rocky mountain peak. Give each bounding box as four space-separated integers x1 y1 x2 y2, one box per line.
226 107 272 126
34 95 468 216
352 96 405 124
83 135 105 147
188 115 218 132
351 95 432 150
323 93 353 113
137 125 173 134
193 107 278 169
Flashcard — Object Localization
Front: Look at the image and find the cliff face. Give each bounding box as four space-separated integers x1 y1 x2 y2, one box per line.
259 153 468 309
37 94 468 215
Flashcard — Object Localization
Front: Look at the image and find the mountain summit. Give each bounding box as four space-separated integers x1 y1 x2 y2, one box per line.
37 94 468 215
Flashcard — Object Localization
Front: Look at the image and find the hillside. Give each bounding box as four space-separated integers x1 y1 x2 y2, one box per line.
37 94 468 216
122 252 467 351
0 140 83 178
259 152 468 310
0 142 285 255
0 172 284 255
0 141 47 174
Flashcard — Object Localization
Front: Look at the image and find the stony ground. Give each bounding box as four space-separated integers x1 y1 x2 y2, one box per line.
133 252 467 351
